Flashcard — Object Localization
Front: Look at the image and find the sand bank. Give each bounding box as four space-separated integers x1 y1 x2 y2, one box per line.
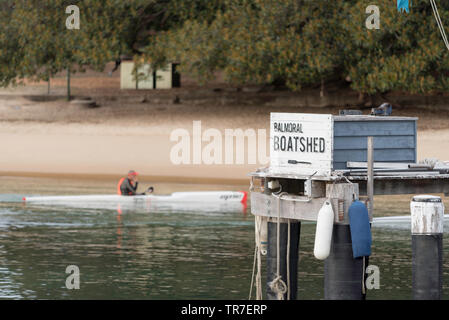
1 119 448 184
1 72 449 184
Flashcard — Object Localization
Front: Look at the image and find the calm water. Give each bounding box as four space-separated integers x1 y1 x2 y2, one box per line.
0 176 448 299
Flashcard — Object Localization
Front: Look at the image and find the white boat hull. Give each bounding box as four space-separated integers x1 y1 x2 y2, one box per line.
23 191 248 213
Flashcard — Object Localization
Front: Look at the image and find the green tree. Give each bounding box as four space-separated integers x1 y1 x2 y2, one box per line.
4 0 449 97
0 0 224 97
144 0 449 96
145 0 346 90
0 1 26 87
342 0 449 95
4 0 141 100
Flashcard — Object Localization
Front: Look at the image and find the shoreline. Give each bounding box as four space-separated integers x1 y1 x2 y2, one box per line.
1 126 448 185
2 76 449 186
0 170 250 186
1 123 448 185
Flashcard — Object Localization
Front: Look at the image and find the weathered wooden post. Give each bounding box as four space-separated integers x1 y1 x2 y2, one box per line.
324 137 372 300
262 178 300 300
367 136 374 220
67 67 71 101
324 183 365 300
324 224 366 300
411 195 444 300
266 218 300 300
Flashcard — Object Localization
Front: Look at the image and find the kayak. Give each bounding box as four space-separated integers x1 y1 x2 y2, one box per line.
22 191 248 213
23 191 247 204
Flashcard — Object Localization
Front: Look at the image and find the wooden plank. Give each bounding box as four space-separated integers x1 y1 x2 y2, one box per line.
250 192 331 221
250 183 359 223
347 162 439 169
355 177 449 195
333 149 416 162
250 171 337 180
334 136 415 150
250 192 342 222
372 171 440 176
334 120 416 137
344 171 440 177
413 120 418 163
334 116 418 121
347 161 412 169
326 182 360 224
334 161 411 170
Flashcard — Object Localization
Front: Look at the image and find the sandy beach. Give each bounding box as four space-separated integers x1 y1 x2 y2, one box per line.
1 69 449 184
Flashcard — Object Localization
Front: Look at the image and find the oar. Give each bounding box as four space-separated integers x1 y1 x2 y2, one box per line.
137 187 154 196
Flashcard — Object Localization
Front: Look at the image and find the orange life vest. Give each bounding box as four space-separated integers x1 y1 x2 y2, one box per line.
117 177 125 195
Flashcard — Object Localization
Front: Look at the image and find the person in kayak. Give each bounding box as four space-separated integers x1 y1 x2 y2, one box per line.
117 170 154 196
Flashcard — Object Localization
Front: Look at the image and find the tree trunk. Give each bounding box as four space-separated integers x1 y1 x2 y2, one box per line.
67 67 71 101
320 78 325 98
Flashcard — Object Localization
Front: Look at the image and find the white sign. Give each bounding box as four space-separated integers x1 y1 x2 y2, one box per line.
270 113 333 176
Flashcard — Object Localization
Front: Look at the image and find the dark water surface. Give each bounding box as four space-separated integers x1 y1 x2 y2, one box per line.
0 177 448 299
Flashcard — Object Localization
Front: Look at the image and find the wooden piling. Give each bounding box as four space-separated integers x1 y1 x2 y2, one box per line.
367 136 374 221
411 195 444 300
67 67 71 101
266 220 300 300
324 224 365 300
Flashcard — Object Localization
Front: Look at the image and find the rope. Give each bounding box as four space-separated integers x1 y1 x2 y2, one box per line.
251 175 348 300
249 245 257 300
249 177 255 192
249 215 264 300
362 256 366 295
255 216 262 300
286 219 291 300
342 175 358 201
256 238 262 300
268 191 288 300
431 0 449 51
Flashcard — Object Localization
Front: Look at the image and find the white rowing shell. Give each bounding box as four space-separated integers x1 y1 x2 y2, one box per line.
23 191 247 204
22 191 248 213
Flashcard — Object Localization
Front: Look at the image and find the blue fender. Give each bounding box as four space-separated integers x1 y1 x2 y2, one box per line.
348 201 372 258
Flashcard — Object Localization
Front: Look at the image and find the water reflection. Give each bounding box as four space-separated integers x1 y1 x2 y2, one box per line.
0 178 448 300
0 202 254 299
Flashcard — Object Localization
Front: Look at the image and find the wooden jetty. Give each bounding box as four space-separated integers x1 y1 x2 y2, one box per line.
249 112 449 300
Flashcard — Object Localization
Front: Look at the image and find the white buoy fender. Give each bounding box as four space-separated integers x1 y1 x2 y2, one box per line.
314 201 334 260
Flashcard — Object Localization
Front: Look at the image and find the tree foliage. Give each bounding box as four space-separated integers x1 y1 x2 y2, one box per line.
342 0 449 94
0 0 141 86
2 0 449 95
0 0 215 87
145 0 449 94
